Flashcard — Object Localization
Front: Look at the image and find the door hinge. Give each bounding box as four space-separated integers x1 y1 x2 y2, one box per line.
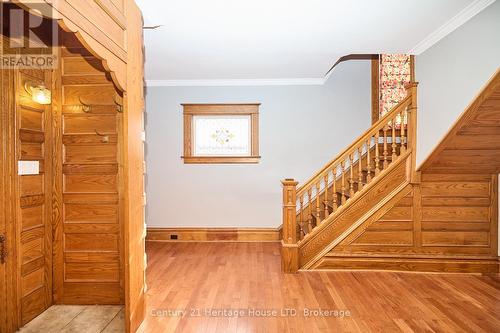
0 235 6 264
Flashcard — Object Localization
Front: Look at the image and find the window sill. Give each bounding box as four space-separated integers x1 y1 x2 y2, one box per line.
181 156 261 164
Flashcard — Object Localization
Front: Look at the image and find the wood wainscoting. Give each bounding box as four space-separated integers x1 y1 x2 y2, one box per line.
312 173 499 273
146 227 281 242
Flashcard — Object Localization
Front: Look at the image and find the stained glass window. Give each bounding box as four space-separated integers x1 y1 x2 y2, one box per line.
193 115 251 156
182 104 260 164
379 54 412 121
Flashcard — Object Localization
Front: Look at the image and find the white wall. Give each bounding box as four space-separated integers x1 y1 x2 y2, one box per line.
415 1 500 167
145 61 371 227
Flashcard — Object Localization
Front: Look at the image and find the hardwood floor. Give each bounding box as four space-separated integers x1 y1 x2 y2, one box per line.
140 242 500 333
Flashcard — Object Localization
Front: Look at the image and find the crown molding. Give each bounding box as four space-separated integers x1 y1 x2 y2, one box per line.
409 0 496 55
146 77 326 87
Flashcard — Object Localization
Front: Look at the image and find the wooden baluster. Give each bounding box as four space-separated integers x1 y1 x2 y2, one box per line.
366 138 372 183
400 109 406 153
383 126 389 168
392 117 397 161
307 188 313 232
299 194 304 239
332 166 338 211
375 133 381 175
348 154 355 197
340 161 346 204
358 146 363 191
323 173 329 218
315 182 321 225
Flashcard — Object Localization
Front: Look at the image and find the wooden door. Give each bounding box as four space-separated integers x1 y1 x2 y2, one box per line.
15 68 53 325
1 66 53 330
1 62 19 333
52 32 124 305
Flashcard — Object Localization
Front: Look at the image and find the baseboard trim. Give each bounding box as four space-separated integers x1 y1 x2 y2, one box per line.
311 256 499 274
146 227 281 242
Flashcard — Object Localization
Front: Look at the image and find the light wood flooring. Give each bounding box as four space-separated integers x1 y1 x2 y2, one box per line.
139 241 500 333
18 305 124 333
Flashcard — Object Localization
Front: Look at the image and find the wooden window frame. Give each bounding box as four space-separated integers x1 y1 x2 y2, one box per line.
181 103 261 164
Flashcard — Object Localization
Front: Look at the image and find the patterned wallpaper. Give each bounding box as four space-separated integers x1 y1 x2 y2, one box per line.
379 54 411 126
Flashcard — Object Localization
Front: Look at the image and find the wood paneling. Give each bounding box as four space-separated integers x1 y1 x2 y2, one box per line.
64 204 117 223
3 1 144 330
63 115 117 134
421 231 489 246
322 174 498 272
64 145 117 163
8 68 55 326
352 231 413 246
2 66 17 333
64 174 117 193
315 256 498 273
20 108 43 131
421 70 500 174
299 154 411 268
16 0 128 90
52 31 123 305
64 262 120 282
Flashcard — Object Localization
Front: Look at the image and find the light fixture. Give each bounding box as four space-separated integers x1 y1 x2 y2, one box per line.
24 82 51 105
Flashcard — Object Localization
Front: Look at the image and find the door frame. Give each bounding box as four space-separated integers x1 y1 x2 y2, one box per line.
1 66 21 333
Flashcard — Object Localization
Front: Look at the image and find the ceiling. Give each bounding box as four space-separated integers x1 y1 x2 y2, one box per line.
135 0 492 84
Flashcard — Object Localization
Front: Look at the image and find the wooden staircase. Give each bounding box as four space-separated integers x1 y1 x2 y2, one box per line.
281 83 418 272
281 70 500 274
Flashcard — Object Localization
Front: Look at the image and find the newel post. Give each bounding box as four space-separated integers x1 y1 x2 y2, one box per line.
281 178 299 273
405 82 419 182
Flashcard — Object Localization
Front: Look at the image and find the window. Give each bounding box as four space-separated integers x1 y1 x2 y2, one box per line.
182 104 260 164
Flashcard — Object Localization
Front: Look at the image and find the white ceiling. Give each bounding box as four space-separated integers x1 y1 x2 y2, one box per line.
135 0 493 85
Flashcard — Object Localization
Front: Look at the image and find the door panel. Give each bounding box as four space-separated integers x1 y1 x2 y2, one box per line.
52 31 123 305
15 69 53 325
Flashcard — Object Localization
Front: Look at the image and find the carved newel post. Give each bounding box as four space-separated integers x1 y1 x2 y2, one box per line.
281 178 299 273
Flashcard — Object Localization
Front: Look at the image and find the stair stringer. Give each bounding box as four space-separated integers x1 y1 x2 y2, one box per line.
309 185 413 269
298 152 412 270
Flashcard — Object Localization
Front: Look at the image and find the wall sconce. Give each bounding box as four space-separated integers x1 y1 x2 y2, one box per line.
24 82 51 105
